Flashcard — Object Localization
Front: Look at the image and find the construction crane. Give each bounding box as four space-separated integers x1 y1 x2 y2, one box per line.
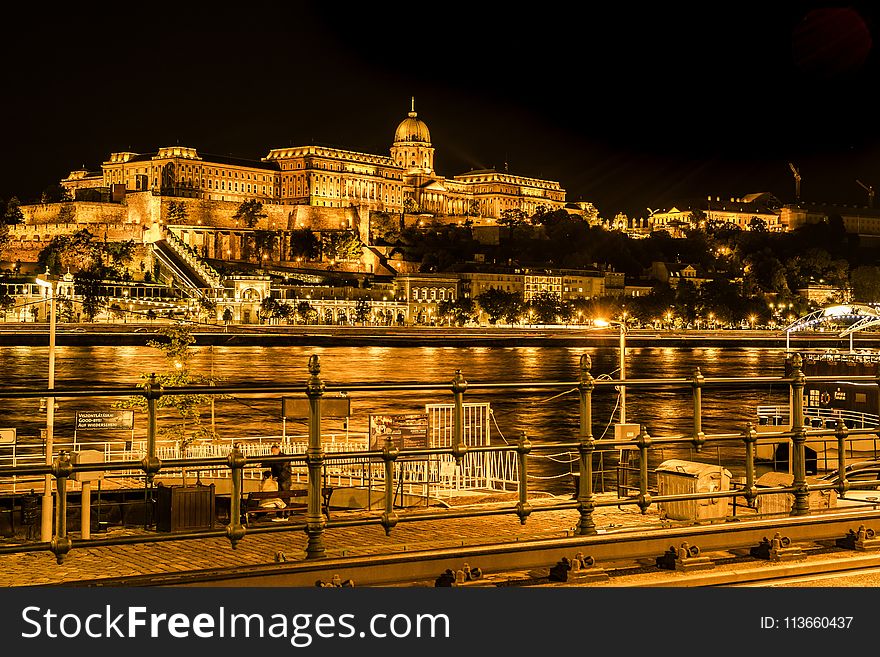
856 179 875 208
788 162 801 202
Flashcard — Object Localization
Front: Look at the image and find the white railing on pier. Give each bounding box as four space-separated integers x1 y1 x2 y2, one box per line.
757 405 880 429
755 405 880 472
0 433 519 498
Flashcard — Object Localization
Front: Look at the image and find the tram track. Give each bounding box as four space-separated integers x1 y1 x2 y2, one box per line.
50 509 880 588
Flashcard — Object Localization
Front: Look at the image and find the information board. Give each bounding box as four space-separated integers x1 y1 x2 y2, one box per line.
75 410 135 431
0 428 15 445
369 414 429 451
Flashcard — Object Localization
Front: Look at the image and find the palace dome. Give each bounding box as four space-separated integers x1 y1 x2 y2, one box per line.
394 109 431 144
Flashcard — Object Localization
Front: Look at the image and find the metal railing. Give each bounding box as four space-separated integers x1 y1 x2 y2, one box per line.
1 352 879 565
1 430 519 498
757 405 880 429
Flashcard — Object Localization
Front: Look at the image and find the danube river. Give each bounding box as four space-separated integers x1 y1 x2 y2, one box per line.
0 345 789 492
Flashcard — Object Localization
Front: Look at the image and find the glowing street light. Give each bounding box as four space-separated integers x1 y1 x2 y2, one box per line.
34 274 56 542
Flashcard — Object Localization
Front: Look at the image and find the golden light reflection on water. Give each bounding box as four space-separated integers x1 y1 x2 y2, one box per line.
0 345 791 493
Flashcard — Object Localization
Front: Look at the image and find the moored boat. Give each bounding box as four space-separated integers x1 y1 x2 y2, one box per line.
756 350 880 473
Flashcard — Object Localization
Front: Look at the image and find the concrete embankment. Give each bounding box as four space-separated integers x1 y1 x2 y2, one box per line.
0 326 876 348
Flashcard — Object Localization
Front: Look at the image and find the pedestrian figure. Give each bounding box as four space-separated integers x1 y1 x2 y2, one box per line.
258 470 287 521
263 443 292 491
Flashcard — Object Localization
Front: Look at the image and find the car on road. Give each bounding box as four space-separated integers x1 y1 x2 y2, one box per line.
820 460 880 507
133 327 151 333
68 327 87 333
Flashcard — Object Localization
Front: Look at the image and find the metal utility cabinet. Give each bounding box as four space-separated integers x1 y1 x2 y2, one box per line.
656 459 731 521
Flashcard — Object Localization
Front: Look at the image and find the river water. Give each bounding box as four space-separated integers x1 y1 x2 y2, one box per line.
0 345 789 492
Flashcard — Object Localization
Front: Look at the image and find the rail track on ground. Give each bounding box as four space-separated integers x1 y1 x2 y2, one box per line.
47 508 880 588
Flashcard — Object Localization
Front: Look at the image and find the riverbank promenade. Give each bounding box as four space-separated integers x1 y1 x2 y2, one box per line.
0 494 652 587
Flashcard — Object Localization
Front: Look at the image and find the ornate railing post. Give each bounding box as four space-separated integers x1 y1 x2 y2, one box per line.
636 425 652 514
789 353 809 516
577 354 596 535
380 435 400 536
742 422 758 507
834 420 850 499
305 354 327 559
226 445 246 549
691 367 706 452
51 450 73 564
142 374 162 483
515 432 532 525
451 369 468 464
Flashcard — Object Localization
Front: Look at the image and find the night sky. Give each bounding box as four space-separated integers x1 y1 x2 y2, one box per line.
2 2 879 217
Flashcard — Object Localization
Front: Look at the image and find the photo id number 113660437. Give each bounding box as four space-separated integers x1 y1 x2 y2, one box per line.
761 617 853 630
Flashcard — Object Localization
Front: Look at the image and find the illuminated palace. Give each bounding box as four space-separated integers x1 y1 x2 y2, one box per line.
62 100 566 219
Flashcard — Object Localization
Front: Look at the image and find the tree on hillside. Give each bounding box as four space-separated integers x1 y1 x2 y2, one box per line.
289 228 319 261
252 230 279 263
403 196 419 214
41 184 72 204
498 208 528 226
324 231 363 261
851 266 880 302
167 201 189 223
103 240 136 273
233 199 267 228
743 250 788 295
747 216 767 232
3 197 24 226
370 211 402 243
39 229 99 274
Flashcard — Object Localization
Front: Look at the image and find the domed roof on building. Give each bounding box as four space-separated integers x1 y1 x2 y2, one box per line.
394 99 431 144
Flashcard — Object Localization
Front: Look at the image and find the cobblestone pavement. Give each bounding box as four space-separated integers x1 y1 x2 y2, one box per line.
0 494 660 586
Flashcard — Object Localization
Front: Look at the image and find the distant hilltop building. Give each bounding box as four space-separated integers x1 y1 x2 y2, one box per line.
649 193 784 234
60 100 566 220
781 202 880 241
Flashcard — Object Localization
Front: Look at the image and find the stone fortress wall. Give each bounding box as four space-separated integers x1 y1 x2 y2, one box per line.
8 192 372 267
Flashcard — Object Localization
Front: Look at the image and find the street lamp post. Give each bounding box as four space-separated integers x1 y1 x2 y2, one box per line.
595 319 626 424
34 274 56 542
